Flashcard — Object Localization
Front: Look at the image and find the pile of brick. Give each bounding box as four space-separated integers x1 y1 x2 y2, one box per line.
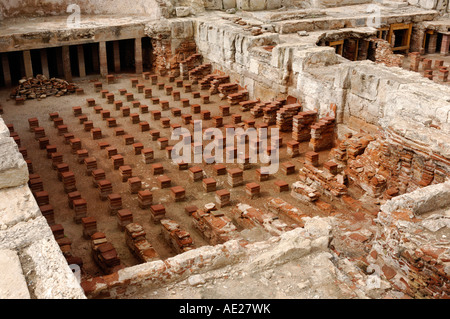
276 103 302 132
239 99 258 112
188 63 212 81
292 110 317 142
231 203 293 236
263 102 283 125
329 133 375 165
345 132 450 198
370 38 404 68
124 223 160 263
180 53 202 76
209 75 230 95
160 219 195 254
309 116 336 151
290 181 321 202
218 83 239 98
199 74 216 90
90 232 123 274
227 90 249 105
250 102 269 118
373 208 450 298
191 209 239 245
10 75 79 100
298 163 347 197
266 197 308 227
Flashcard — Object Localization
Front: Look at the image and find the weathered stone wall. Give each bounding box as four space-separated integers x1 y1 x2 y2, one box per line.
371 181 450 299
81 217 333 298
0 0 170 19
0 116 85 299
195 18 450 130
407 0 449 12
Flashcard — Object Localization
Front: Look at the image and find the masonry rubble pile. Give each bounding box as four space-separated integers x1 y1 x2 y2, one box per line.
276 103 302 132
160 219 195 254
329 133 375 166
192 208 240 245
125 223 159 263
266 197 308 227
298 163 347 197
345 133 450 198
370 182 450 298
291 181 321 202
91 232 123 274
10 75 79 100
231 203 293 236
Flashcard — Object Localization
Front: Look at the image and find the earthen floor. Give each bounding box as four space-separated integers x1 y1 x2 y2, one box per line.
0 72 379 280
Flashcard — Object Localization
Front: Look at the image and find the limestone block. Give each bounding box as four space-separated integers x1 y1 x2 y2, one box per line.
223 0 237 9
380 180 450 215
250 0 266 10
20 237 86 299
418 0 437 9
0 117 9 138
237 0 251 10
349 71 380 102
0 216 52 250
170 19 194 39
0 137 28 189
0 249 30 298
0 185 41 230
175 6 191 17
266 0 281 9
204 0 223 9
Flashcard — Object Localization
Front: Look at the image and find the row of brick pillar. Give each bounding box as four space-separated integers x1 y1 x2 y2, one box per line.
1 37 144 86
409 52 448 82
426 32 450 56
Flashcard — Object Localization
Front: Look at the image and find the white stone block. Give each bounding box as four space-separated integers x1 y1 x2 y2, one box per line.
0 137 28 189
223 0 237 9
175 6 191 17
0 249 30 298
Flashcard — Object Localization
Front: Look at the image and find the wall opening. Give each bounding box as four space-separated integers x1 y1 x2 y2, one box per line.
30 49 43 76
69 45 80 77
106 41 115 73
119 39 136 73
142 37 153 72
8 51 25 84
0 57 4 87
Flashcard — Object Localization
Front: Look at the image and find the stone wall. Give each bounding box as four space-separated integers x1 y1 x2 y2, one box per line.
194 17 450 130
408 0 449 12
0 0 170 19
81 217 333 298
0 116 85 299
370 181 450 298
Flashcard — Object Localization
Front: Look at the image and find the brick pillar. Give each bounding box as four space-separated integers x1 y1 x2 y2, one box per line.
427 33 438 54
135 37 143 74
422 58 432 71
62 46 72 82
438 67 448 82
409 52 420 72
1 53 11 86
410 27 425 54
23 50 33 78
113 41 120 73
440 34 450 56
92 44 99 74
99 41 108 77
40 49 50 78
77 45 86 77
